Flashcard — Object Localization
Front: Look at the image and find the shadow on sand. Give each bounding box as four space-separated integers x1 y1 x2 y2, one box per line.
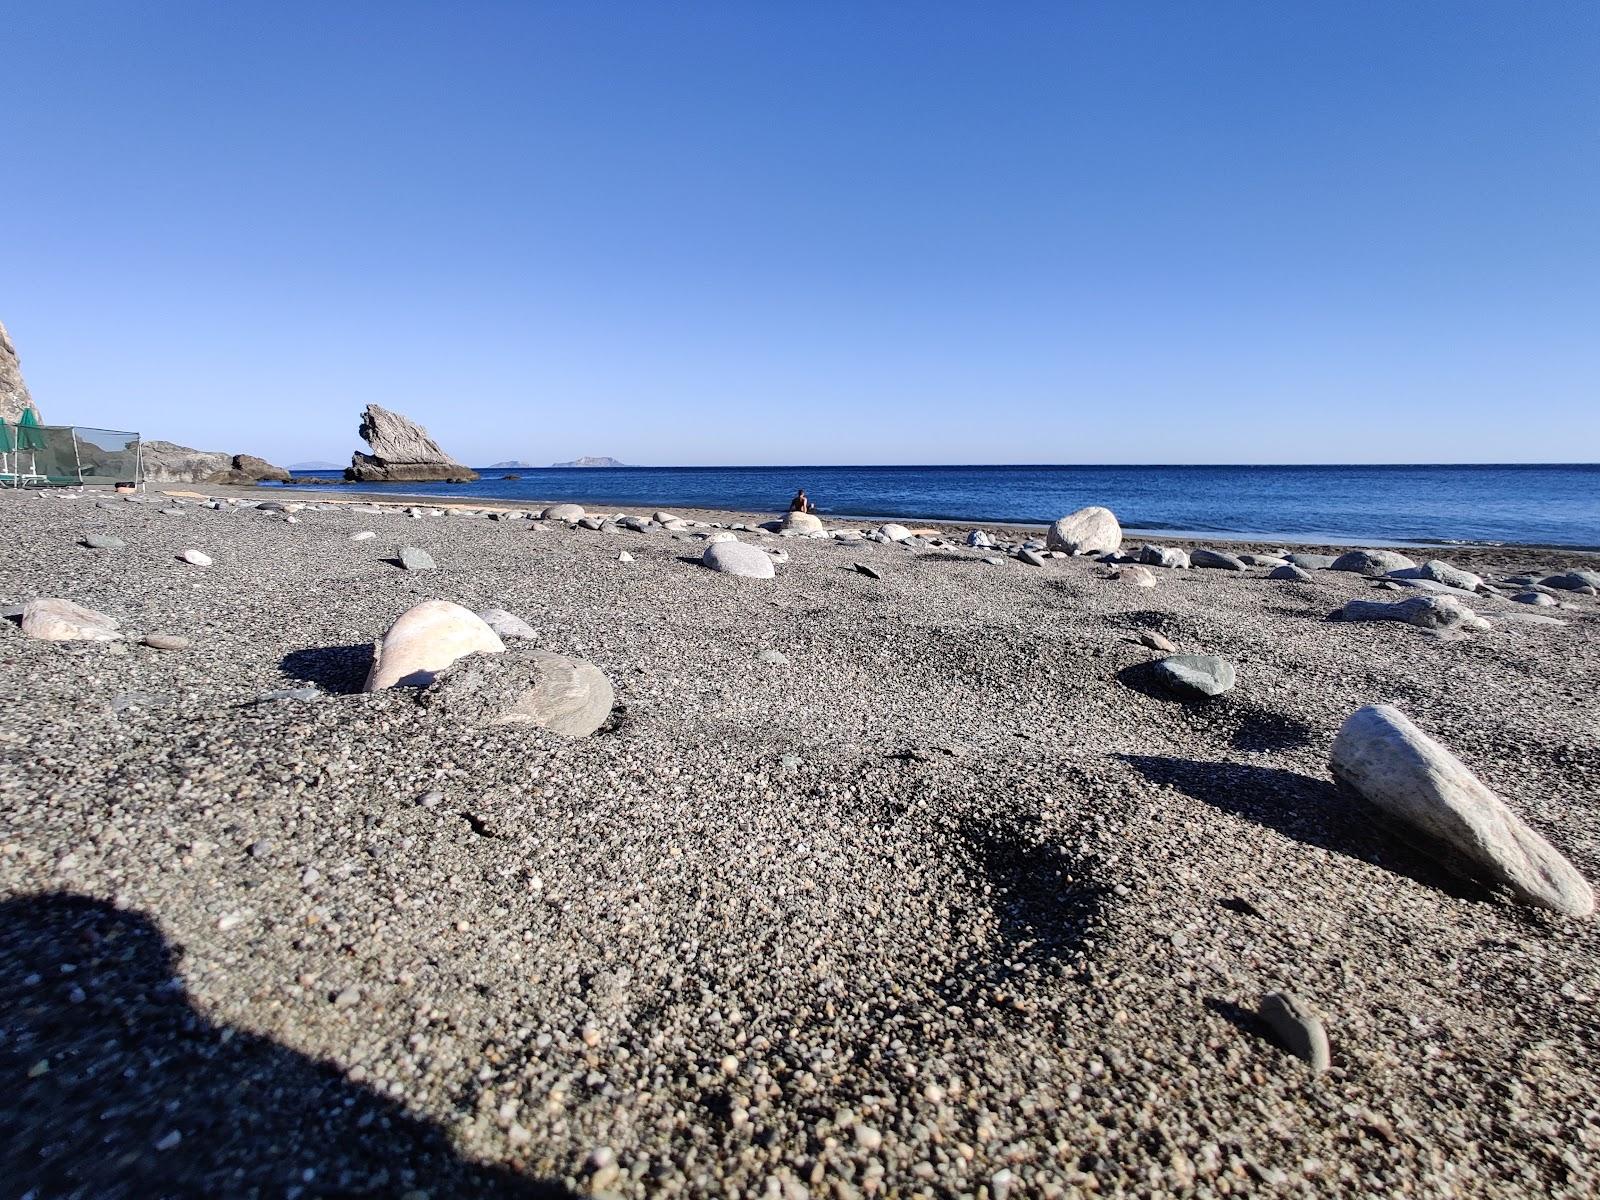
0 893 572 1199
1119 754 1491 902
280 643 375 694
933 817 1110 1022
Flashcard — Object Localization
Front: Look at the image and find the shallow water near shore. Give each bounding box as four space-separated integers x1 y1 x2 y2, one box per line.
276 463 1600 548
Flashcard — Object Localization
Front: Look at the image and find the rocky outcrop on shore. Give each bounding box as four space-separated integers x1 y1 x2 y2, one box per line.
140 442 293 484
346 404 478 483
0 319 39 424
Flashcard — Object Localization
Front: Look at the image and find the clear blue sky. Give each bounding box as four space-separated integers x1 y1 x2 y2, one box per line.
6 2 1597 465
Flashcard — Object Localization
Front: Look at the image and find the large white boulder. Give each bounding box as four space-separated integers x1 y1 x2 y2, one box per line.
702 540 776 579
364 600 505 691
879 523 913 543
1330 705 1593 916
780 511 823 533
1045 507 1121 556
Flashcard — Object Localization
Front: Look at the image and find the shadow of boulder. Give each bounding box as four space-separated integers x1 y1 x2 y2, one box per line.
1120 754 1490 902
0 892 571 1199
931 817 1110 1022
280 644 374 695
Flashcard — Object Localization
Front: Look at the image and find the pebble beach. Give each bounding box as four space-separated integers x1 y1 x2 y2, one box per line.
3 484 1599 1198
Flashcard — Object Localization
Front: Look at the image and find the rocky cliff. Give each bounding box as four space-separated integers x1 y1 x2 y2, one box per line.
1 320 40 424
345 404 478 482
141 442 292 484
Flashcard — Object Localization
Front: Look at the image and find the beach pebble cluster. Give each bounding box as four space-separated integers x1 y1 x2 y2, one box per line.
1 485 1597 1197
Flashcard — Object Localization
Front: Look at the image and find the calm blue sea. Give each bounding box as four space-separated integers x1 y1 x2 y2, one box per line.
275 464 1600 548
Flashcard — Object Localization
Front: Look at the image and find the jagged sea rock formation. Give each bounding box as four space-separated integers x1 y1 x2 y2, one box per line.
346 404 478 483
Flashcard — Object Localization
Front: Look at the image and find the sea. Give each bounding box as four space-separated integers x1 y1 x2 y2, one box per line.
273 463 1600 549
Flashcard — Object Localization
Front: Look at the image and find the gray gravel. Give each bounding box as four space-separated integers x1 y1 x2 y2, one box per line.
2 485 1599 1198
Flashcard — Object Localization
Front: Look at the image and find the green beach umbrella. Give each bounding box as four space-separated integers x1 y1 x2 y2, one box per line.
15 407 46 450
0 420 14 453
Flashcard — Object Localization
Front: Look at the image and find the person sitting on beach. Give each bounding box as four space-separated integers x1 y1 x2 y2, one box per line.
789 488 814 514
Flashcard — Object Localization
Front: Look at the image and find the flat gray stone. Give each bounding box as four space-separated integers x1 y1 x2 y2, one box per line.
82 534 124 550
1542 570 1600 591
1151 654 1236 699
1336 595 1488 631
854 563 882 579
1269 564 1314 583
398 546 436 571
1017 549 1046 567
256 687 321 703
1286 553 1337 570
1389 559 1483 591
1191 548 1247 571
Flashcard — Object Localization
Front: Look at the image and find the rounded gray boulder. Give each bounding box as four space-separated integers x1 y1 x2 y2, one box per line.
703 540 776 579
1331 549 1418 577
1045 506 1121 556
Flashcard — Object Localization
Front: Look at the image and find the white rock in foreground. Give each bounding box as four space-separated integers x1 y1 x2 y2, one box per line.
21 598 121 642
180 549 212 567
1045 506 1121 555
1330 705 1593 916
364 600 505 691
702 540 776 579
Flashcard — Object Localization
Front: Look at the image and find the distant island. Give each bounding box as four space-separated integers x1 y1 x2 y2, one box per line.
488 460 534 469
288 460 341 471
552 456 628 468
